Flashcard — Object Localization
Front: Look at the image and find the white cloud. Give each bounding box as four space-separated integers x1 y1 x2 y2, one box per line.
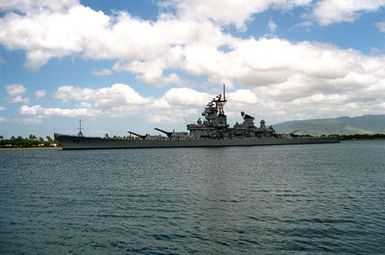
162 0 312 28
2 1 385 123
56 83 151 107
113 59 183 86
54 83 215 113
92 68 113 76
0 4 225 82
267 19 277 33
182 37 385 94
0 5 112 68
0 106 5 112
6 83 26 96
312 0 385 26
9 96 30 104
35 90 47 99
16 32 385 122
21 84 213 122
20 105 94 118
228 89 258 105
377 20 385 32
18 79 385 128
5 84 29 104
0 0 78 12
160 87 212 107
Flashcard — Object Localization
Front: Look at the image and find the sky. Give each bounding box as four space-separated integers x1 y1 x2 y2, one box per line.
1 0 385 138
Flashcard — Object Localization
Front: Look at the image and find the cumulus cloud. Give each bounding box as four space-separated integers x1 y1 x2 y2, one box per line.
2 1 385 124
56 83 151 107
377 20 385 32
18 79 385 127
6 83 26 96
228 89 258 105
20 105 93 118
35 90 47 99
20 84 216 129
92 68 113 76
181 36 385 103
53 83 216 114
0 5 112 68
10 96 29 104
0 106 5 112
312 0 385 26
162 0 311 28
113 60 183 86
0 0 78 12
267 19 277 33
20 84 207 124
158 87 212 107
5 84 30 104
0 4 225 82
13 33 385 122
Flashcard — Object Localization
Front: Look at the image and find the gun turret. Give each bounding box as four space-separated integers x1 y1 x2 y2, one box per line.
127 131 147 140
241 111 254 120
154 128 173 138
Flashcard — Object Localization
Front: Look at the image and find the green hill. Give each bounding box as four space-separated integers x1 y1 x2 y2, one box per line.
273 114 385 135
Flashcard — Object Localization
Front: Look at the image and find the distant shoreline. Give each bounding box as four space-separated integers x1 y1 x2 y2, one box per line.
1 138 385 151
340 134 385 141
0 147 61 151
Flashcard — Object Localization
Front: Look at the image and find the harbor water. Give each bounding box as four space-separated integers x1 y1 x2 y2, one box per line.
1 141 385 254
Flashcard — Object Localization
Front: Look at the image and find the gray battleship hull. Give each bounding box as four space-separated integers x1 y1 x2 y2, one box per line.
54 134 340 150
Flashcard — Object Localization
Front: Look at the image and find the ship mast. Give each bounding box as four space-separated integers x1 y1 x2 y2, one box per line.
78 119 84 137
216 84 227 115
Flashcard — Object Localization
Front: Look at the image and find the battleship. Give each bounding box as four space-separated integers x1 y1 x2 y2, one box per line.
54 85 340 150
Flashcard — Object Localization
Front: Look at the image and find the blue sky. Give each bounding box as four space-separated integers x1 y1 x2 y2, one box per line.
1 0 385 138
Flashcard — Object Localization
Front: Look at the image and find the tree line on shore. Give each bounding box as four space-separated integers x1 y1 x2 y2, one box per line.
338 133 385 140
0 135 58 148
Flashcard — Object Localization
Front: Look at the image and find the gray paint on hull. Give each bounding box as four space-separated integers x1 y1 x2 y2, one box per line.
56 135 340 150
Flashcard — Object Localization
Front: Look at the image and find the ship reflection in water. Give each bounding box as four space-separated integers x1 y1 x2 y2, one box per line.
54 84 339 150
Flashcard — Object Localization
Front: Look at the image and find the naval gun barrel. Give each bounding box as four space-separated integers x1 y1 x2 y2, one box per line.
127 131 146 140
154 128 173 138
289 130 301 138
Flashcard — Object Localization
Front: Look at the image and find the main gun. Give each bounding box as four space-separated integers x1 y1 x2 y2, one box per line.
154 128 173 138
127 131 147 140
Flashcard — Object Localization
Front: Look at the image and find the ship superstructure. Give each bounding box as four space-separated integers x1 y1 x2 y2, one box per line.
159 84 277 140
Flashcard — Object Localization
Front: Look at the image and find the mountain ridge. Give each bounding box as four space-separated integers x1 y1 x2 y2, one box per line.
273 114 385 135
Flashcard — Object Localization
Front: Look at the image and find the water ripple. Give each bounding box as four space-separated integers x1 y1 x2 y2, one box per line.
1 141 385 254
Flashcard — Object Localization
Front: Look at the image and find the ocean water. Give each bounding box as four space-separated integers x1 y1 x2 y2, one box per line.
0 141 385 254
